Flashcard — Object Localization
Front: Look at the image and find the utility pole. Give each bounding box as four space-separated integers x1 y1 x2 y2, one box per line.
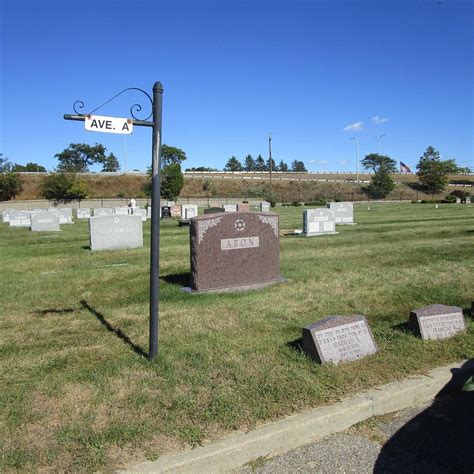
268 133 273 195
374 134 386 154
351 137 359 182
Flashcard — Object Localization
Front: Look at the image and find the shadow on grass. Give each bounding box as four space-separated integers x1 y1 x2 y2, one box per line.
79 299 148 358
82 245 91 250
160 272 190 287
392 321 412 334
374 359 474 473
286 337 304 352
36 307 77 316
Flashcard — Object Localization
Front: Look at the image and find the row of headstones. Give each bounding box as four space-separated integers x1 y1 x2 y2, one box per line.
302 202 355 236
2 208 74 230
303 304 468 365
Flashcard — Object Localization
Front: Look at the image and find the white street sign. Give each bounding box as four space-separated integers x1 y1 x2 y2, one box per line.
85 115 133 135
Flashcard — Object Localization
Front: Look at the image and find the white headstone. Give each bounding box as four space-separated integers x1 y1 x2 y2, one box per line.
182 204 198 219
31 212 60 232
76 209 91 219
114 207 130 215
303 209 338 236
132 208 147 221
9 211 31 227
89 215 143 251
223 204 237 213
260 201 271 212
93 208 114 217
327 202 355 224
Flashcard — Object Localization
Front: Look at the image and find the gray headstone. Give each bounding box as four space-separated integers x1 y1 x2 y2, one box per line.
31 212 60 232
303 209 338 236
303 315 378 364
147 206 152 219
2 209 16 223
76 208 91 219
9 211 31 227
409 304 466 340
260 201 271 212
223 204 237 213
327 202 355 224
204 207 225 215
58 210 73 224
93 208 114 217
89 215 143 251
185 207 197 219
132 208 147 221
182 204 198 219
114 207 130 215
59 208 73 217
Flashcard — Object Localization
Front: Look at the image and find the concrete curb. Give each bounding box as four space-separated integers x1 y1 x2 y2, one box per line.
120 361 465 474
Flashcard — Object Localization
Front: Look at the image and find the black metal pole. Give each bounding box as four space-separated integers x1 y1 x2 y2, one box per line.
149 82 163 360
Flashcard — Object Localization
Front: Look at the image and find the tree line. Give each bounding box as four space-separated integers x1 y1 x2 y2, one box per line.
223 155 307 172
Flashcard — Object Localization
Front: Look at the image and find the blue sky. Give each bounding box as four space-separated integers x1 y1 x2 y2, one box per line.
1 0 472 172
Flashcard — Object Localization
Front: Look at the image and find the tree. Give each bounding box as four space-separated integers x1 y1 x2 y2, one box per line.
100 153 120 172
244 154 255 171
361 154 397 173
161 145 187 168
291 160 307 172
0 154 12 172
0 172 23 201
161 163 184 200
40 172 88 204
254 155 266 171
278 160 289 172
185 166 218 172
417 146 459 194
266 158 278 172
361 153 397 198
224 156 243 171
55 143 111 172
12 162 47 172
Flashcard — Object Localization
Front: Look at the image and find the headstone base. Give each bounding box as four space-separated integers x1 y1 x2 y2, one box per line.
300 231 339 237
178 219 191 226
182 276 287 294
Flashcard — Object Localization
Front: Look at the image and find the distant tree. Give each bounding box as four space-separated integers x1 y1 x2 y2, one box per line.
100 153 120 172
224 156 243 171
161 144 187 168
244 154 256 171
266 158 278 172
278 160 289 172
40 172 88 204
362 153 397 198
0 172 23 201
0 154 12 172
416 146 459 194
254 155 266 171
361 154 397 174
12 162 47 172
291 160 307 172
55 143 111 173
161 163 184 200
457 167 471 174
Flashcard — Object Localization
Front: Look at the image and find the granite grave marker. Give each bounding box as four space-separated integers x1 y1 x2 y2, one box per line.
89 215 143 251
303 315 378 364
76 208 91 219
204 207 225 215
302 209 338 236
9 211 31 227
408 304 466 340
224 204 237 212
327 202 356 224
31 212 60 232
93 208 113 217
170 204 182 218
189 211 281 292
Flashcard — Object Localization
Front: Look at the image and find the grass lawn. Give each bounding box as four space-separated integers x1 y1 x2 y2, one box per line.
1 203 473 472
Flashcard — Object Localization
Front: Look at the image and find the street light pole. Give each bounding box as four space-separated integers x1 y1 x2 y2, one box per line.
268 133 273 195
351 137 359 182
374 134 386 154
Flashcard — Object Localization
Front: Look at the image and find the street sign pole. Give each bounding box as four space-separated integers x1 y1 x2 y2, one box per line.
149 82 163 360
64 83 163 360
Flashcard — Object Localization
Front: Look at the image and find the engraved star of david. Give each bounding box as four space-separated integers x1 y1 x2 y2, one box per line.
235 218 245 231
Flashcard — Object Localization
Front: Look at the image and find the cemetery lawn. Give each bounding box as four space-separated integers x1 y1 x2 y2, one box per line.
1 203 473 472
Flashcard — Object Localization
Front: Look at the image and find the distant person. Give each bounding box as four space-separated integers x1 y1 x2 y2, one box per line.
129 198 137 214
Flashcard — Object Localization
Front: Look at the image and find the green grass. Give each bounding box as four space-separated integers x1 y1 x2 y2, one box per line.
1 204 473 471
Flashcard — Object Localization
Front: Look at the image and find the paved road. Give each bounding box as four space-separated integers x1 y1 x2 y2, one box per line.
240 367 474 474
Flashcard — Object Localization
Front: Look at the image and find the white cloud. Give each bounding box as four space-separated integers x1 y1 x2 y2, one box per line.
371 115 389 125
309 159 329 165
344 121 364 132
338 160 349 165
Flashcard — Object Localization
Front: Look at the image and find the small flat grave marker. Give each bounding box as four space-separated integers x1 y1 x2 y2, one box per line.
303 315 378 365
327 202 356 224
31 212 60 232
302 209 338 236
89 215 143 251
409 304 466 340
